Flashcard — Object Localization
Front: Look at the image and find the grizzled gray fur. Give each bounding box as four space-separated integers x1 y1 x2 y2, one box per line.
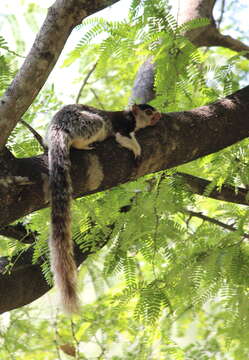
46 103 161 313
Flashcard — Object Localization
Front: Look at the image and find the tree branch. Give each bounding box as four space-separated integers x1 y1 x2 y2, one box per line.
207 31 249 58
131 0 249 103
1 85 249 226
0 215 115 313
90 88 106 110
0 0 119 149
186 209 249 239
0 223 38 244
20 119 47 150
217 0 226 29
175 172 249 206
76 62 97 104
1 168 247 313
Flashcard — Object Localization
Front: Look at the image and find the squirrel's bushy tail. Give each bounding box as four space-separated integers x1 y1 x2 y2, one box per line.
48 127 80 313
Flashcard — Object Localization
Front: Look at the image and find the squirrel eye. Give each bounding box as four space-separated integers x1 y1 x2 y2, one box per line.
145 109 153 115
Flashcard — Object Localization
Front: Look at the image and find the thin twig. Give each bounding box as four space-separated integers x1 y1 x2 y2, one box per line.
217 0 226 30
76 62 97 104
20 119 47 150
172 304 193 322
2 46 25 58
94 335 106 359
53 314 63 360
90 88 105 110
185 209 249 239
70 320 80 360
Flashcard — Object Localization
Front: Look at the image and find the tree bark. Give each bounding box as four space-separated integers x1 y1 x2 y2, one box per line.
0 0 119 149
175 172 249 206
1 85 249 227
131 0 249 103
0 239 97 313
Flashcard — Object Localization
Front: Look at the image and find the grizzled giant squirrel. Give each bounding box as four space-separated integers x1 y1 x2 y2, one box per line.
46 103 161 313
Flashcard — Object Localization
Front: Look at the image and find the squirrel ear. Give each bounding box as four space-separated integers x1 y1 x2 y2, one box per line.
131 104 139 115
154 112 161 121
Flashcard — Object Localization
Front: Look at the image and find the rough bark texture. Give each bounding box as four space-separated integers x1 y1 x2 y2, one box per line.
0 0 119 149
177 0 216 41
0 240 97 313
1 85 249 228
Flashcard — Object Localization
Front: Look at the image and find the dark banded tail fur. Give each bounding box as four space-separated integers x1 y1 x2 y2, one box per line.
48 127 80 313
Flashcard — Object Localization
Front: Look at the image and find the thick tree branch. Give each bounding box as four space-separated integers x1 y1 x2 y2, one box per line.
0 218 114 313
177 0 216 41
181 0 249 56
0 0 119 150
206 31 249 57
1 85 249 227
0 248 90 314
1 163 248 312
177 0 249 54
